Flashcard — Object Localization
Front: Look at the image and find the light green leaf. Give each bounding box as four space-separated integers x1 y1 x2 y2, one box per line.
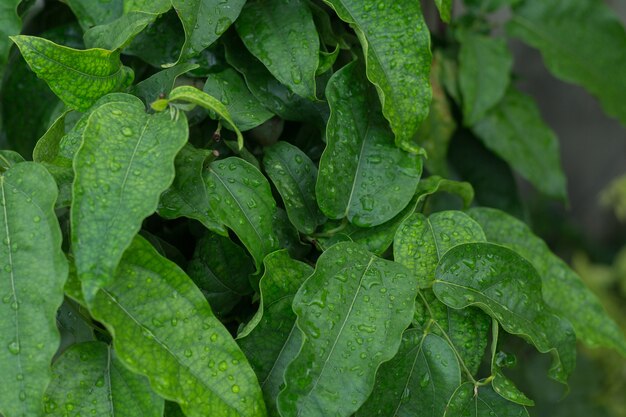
33 110 69 164
0 150 25 168
394 210 486 288
187 232 254 318
435 0 452 23
132 63 199 105
277 242 418 417
172 0 246 61
236 0 319 99
316 62 423 227
323 0 432 153
467 207 626 356
444 382 529 417
10 35 134 111
89 235 267 417
0 162 68 417
357 330 461 417
238 251 313 416
158 144 226 235
317 45 339 76
204 157 280 270
263 141 326 234
0 0 21 78
458 32 512 126
433 242 576 385
472 87 567 199
65 0 123 30
203 68 274 131
84 11 160 51
124 0 171 14
165 85 244 150
44 341 163 416
492 369 534 407
71 95 188 303
508 0 626 127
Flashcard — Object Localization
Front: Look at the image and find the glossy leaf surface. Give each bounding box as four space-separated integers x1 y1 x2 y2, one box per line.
468 207 626 356
357 330 461 417
324 0 432 152
236 0 318 99
277 242 417 417
44 341 163 416
316 62 423 227
72 95 188 302
84 11 160 51
263 141 326 234
10 35 134 111
433 243 576 384
444 383 529 417
90 236 267 417
0 162 68 417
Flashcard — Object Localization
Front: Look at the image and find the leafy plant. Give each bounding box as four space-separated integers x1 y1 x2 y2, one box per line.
0 0 625 416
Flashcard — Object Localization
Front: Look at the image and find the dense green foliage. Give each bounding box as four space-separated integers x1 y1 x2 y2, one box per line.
0 0 625 416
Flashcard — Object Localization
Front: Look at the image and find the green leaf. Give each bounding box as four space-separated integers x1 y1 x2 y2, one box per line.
433 242 576 385
124 10 184 68
467 207 626 356
203 68 274 131
263 141 326 234
492 369 534 407
65 0 123 30
316 62 423 227
89 235 267 417
132 63 199 105
271 207 311 261
44 341 163 416
10 35 134 111
84 11 160 51
43 164 74 209
472 87 567 199
458 32 512 126
508 0 626 127
165 85 244 150
32 110 69 164
187 232 254 318
317 45 339 76
0 0 21 78
172 0 245 61
205 157 280 270
124 0 171 14
356 330 461 417
0 162 68 417
323 0 432 153
435 0 452 23
277 242 418 417
158 144 227 235
71 95 188 303
238 250 313 416
236 0 319 99
444 382 529 417
395 210 486 288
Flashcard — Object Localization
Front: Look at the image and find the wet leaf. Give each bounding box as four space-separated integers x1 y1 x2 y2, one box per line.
324 0 432 153
10 35 134 111
316 62 423 227
72 95 188 303
84 11 161 51
132 63 199 104
277 242 418 417
433 242 576 385
65 0 123 30
44 341 163 416
32 111 69 165
236 0 318 100
357 330 461 417
263 141 326 234
444 382 529 417
0 162 68 417
492 369 534 407
89 235 267 417
468 207 626 357
238 250 313 416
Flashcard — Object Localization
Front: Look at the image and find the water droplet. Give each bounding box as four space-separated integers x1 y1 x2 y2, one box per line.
111 109 122 116
215 17 232 35
95 377 104 387
218 361 228 371
210 333 218 342
357 324 376 333
121 127 133 137
231 384 240 393
7 341 20 354
184 349 193 358
33 215 41 223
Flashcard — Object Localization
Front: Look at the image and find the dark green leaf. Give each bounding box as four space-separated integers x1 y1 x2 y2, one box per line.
65 0 123 30
433 242 576 385
472 88 566 199
72 95 188 303
317 45 339 76
89 236 267 417
277 242 418 417
508 0 626 127
263 141 326 234
236 0 319 99
444 382 529 417
324 0 432 152
357 330 461 417
84 11 160 51
0 0 21 78
124 10 184 67
132 63 199 105
492 369 534 407
44 341 163 416
32 111 69 164
10 36 134 111
468 207 626 356
316 62 423 227
0 162 68 417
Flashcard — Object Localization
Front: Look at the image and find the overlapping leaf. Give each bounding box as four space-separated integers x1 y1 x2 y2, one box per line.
0 162 68 417
277 242 417 417
316 62 423 227
0 0 21 78
132 63 199 104
72 95 188 302
65 0 122 30
444 383 529 417
84 11 161 50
